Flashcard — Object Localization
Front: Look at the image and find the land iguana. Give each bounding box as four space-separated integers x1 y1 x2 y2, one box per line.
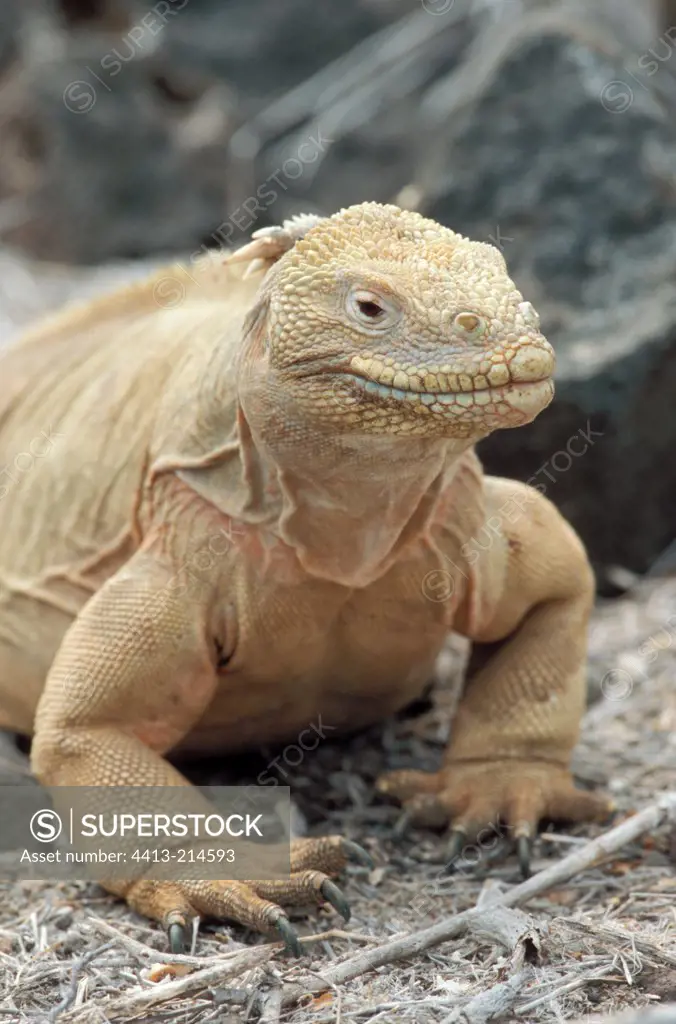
0 202 610 954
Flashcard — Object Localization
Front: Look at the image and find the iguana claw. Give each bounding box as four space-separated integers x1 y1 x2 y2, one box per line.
275 916 304 957
341 839 374 869
320 879 351 922
516 835 531 879
444 828 468 871
167 922 187 954
393 810 413 839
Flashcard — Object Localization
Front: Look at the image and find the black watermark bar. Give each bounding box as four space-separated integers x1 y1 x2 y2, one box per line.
0 784 291 882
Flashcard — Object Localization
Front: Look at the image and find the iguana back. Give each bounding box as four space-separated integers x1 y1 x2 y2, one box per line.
0 258 264 577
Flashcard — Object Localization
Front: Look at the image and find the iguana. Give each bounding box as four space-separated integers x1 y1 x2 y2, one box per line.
0 202 610 954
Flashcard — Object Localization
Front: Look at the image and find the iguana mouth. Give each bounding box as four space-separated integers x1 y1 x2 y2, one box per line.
342 372 553 409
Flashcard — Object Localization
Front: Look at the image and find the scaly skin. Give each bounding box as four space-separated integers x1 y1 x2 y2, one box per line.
0 203 610 953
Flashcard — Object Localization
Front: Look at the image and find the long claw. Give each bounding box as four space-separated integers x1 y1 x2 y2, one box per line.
443 829 468 873
341 839 374 869
275 916 304 957
478 836 512 869
167 922 186 954
516 835 531 879
320 879 351 922
393 810 413 840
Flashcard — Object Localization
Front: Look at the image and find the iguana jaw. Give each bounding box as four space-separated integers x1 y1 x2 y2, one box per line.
342 371 554 420
300 339 555 437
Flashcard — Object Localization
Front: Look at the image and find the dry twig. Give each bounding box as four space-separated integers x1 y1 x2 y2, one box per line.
560 918 676 969
440 969 532 1024
473 882 546 971
60 944 274 1022
47 941 115 1022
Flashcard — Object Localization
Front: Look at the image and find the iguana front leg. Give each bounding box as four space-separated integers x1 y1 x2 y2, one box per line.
378 479 612 874
31 545 368 953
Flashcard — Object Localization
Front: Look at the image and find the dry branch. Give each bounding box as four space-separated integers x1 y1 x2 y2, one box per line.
473 884 546 971
560 918 676 969
48 941 116 1022
258 985 283 1024
471 905 545 969
515 964 621 1015
61 943 274 1023
85 915 242 968
440 969 532 1024
230 9 456 144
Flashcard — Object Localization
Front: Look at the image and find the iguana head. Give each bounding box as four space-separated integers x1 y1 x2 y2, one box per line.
240 202 554 441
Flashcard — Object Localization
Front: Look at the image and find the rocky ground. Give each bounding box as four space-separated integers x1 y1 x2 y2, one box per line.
0 575 674 1023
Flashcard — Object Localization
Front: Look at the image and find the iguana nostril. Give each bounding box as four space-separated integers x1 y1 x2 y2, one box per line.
509 344 555 382
454 312 483 332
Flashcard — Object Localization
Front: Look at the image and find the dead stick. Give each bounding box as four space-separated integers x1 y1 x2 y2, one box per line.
48 941 116 1022
516 964 619 1014
85 916 239 967
282 793 676 1007
62 944 275 1022
560 918 676 969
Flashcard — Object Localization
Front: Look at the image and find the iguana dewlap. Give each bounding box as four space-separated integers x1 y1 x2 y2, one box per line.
0 203 609 953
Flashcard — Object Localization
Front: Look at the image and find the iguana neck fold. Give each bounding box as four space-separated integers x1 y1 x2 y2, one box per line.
235 397 474 587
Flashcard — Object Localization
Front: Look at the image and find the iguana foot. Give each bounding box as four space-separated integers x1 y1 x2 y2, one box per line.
126 836 372 955
377 761 612 877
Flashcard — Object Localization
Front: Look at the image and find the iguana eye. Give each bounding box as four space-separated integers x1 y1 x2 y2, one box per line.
347 288 400 331
357 299 383 319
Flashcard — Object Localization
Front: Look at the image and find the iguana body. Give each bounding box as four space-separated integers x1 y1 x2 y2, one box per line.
0 203 608 952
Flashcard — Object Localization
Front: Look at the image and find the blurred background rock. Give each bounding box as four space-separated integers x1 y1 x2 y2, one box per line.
1 0 676 587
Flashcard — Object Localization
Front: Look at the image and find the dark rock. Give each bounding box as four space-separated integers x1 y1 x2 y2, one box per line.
128 0 390 98
0 0 20 72
0 0 394 262
6 38 234 262
224 6 485 226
